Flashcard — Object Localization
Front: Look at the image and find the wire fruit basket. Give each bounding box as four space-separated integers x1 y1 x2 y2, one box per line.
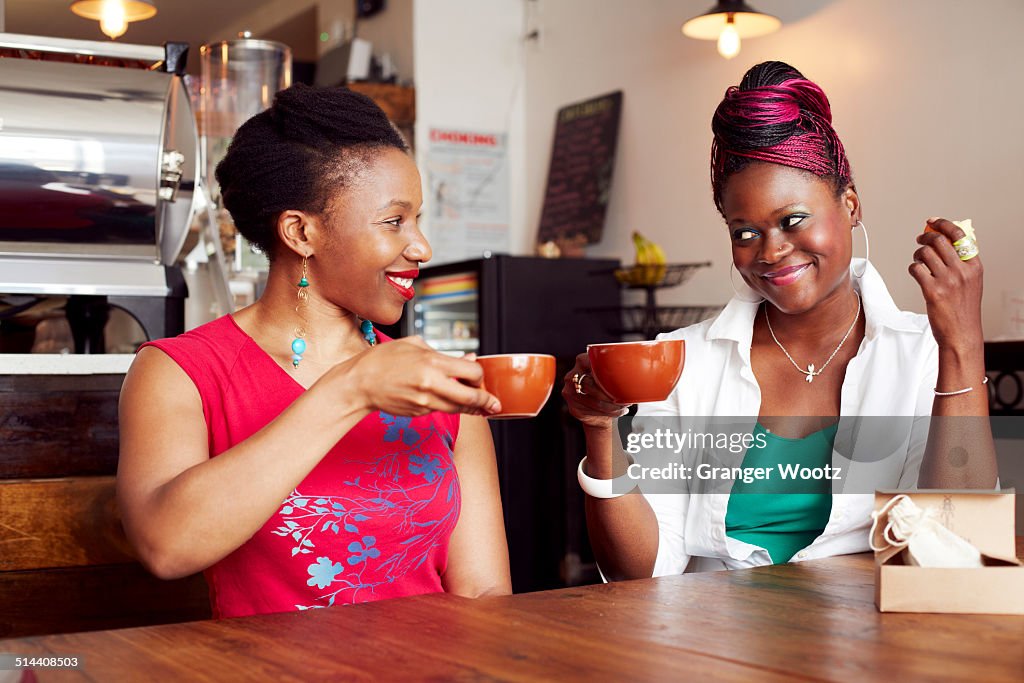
612 262 711 289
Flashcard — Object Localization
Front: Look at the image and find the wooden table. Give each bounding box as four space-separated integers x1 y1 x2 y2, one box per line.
2 540 1022 682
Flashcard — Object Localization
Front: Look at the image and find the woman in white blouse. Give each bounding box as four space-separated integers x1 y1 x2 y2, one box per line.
562 61 997 579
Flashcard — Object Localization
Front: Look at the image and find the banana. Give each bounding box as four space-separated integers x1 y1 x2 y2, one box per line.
632 231 667 285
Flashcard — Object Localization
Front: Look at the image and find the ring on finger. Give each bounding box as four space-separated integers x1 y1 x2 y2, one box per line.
953 235 979 261
573 372 588 396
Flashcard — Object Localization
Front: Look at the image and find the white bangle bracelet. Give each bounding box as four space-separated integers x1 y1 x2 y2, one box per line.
934 376 988 397
577 457 635 499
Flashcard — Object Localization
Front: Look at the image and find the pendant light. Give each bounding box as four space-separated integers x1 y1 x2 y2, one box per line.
682 0 781 60
70 0 158 40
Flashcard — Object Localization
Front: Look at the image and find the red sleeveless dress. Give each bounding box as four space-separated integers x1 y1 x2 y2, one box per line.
141 315 461 618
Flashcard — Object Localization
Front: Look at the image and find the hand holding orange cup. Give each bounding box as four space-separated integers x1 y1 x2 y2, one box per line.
586 339 685 404
475 354 556 419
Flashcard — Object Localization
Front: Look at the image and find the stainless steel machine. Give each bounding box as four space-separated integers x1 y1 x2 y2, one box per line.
0 32 201 350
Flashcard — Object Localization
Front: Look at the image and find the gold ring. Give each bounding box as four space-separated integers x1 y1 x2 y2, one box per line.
573 372 588 396
953 235 979 261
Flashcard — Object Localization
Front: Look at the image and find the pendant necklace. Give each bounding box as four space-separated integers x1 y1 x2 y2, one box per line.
764 293 861 384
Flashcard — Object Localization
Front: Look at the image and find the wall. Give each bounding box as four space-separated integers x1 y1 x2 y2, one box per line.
412 0 527 257
261 7 319 63
521 0 1024 338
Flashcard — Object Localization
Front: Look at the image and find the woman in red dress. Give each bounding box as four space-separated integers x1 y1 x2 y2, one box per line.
117 85 511 617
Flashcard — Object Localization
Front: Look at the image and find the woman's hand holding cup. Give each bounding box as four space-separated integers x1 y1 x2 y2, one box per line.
338 336 502 417
562 352 631 432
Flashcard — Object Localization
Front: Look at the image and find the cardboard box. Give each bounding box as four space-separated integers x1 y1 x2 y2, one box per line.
872 490 1023 615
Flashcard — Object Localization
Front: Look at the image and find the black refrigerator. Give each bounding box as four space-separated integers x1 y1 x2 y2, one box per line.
379 254 621 592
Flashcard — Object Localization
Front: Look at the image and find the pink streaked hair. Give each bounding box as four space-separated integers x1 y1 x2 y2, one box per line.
711 66 851 214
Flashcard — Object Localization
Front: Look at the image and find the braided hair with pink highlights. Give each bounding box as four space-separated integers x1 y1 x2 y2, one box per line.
711 61 852 216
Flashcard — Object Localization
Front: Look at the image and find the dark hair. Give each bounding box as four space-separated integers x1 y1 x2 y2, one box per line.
710 61 852 216
215 84 409 256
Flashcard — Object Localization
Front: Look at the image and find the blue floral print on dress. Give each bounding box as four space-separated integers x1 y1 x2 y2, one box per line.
381 413 421 445
347 536 381 565
307 556 344 589
408 453 444 482
277 411 458 610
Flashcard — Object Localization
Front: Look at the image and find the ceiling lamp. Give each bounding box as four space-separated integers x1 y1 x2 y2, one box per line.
70 0 157 40
682 0 781 60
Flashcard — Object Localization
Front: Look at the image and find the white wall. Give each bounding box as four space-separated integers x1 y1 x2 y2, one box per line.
521 0 1024 338
413 0 527 257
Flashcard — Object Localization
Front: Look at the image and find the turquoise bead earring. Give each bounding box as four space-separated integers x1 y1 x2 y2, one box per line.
361 319 377 346
291 256 310 369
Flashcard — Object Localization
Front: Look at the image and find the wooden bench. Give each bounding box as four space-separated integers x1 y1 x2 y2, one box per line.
0 372 210 639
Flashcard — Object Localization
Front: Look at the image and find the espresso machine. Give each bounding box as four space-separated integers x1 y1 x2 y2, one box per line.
0 32 205 352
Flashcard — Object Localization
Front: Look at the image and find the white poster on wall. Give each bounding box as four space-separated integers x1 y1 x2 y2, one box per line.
424 128 509 263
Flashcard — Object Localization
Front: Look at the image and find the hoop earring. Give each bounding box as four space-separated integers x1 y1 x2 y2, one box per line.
291 256 310 368
730 263 764 303
851 220 869 278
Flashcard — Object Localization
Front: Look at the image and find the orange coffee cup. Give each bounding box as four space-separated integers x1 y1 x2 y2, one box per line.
587 339 685 404
476 354 556 419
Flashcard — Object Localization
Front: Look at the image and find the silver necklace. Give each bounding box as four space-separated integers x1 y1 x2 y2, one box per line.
764 293 861 383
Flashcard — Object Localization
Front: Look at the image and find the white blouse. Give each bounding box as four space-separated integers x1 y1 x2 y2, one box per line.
636 259 939 574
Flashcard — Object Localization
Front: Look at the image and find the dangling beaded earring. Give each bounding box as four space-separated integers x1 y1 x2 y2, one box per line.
361 319 377 346
291 256 310 368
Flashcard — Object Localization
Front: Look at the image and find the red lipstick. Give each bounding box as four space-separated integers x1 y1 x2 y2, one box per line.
385 270 418 301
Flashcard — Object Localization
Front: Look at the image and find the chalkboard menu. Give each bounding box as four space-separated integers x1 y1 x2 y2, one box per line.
537 91 623 251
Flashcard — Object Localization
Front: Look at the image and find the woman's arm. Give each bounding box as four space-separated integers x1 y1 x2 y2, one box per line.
910 218 998 488
441 415 511 597
580 424 662 580
562 355 661 580
117 339 499 579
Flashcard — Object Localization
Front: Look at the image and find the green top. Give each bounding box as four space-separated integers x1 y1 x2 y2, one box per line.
724 422 837 564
